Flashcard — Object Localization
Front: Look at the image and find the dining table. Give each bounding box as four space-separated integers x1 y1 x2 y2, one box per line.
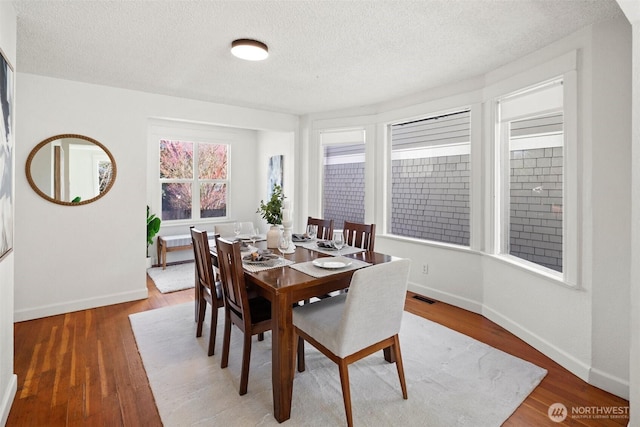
211 239 395 423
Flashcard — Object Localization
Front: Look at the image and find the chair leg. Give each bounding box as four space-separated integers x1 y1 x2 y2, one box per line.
258 332 264 341
208 306 218 356
297 336 305 372
221 310 232 369
196 295 206 338
239 331 253 395
338 360 353 427
392 335 408 399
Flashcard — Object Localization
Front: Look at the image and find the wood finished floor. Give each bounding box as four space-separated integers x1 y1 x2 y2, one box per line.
7 276 629 426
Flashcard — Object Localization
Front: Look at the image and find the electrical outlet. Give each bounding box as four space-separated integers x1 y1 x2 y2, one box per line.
422 264 429 275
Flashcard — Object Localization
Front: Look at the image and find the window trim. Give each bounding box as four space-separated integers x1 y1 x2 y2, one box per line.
490 62 578 288
159 139 230 223
386 107 473 247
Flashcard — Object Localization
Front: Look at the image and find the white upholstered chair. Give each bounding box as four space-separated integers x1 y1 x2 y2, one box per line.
214 222 254 238
293 258 411 427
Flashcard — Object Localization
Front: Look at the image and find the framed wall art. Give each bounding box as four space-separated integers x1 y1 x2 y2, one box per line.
267 154 283 197
0 48 14 261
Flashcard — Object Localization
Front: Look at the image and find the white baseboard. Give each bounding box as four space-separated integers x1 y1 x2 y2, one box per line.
589 367 630 400
0 374 17 426
408 281 483 314
407 283 630 400
13 288 149 322
482 304 592 382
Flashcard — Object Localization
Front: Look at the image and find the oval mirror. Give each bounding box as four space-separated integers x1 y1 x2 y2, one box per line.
25 134 117 206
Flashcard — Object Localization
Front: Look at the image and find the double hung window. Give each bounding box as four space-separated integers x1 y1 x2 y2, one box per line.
389 109 471 246
496 79 565 273
321 130 366 230
159 139 228 221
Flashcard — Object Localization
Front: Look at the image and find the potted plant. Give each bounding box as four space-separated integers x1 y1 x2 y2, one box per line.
257 184 284 248
147 205 161 266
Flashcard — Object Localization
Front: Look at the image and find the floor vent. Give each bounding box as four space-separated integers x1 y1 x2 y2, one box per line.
413 295 436 304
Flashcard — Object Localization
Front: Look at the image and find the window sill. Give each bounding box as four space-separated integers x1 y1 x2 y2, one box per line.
379 233 481 256
484 253 579 290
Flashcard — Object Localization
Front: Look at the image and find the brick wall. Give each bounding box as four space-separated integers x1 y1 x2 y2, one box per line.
509 147 563 272
391 154 470 246
323 162 365 230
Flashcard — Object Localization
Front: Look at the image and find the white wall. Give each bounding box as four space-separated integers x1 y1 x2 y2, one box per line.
302 16 632 399
14 74 298 321
256 130 296 228
0 2 16 424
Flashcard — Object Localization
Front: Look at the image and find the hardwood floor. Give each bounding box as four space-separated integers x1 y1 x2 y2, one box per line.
7 278 629 426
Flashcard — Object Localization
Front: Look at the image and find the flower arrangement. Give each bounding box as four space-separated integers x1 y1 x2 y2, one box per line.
257 184 284 225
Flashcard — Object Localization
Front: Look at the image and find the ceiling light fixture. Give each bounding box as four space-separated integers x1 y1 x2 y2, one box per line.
231 39 269 61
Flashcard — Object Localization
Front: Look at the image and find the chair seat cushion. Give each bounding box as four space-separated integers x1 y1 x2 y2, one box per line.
293 294 347 356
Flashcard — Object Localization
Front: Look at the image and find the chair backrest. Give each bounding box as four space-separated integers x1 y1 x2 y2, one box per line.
191 228 219 300
336 259 411 357
343 221 376 251
307 217 334 241
215 237 251 325
214 222 254 238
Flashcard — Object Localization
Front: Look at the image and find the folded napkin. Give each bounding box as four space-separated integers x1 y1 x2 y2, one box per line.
316 240 335 249
292 234 311 242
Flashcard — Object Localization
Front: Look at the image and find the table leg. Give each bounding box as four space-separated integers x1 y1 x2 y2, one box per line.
271 293 294 422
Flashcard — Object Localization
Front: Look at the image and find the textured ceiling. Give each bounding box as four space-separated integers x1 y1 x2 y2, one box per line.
13 0 624 115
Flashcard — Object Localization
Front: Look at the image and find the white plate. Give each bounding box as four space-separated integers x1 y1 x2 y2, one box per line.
312 259 353 269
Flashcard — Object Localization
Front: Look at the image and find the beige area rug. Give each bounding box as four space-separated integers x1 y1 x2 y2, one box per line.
129 303 546 426
147 263 195 293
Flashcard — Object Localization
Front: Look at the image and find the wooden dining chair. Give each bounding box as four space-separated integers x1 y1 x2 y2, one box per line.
215 236 273 395
343 221 376 251
307 216 334 241
293 259 411 427
190 228 224 356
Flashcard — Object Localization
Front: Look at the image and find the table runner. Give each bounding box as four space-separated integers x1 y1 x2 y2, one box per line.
293 240 366 257
242 257 295 273
289 256 371 278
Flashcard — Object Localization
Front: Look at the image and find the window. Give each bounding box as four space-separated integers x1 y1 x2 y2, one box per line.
159 139 228 221
321 130 365 230
390 110 471 246
497 79 564 273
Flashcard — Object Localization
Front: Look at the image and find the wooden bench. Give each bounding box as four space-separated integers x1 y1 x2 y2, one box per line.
157 234 194 270
157 234 218 269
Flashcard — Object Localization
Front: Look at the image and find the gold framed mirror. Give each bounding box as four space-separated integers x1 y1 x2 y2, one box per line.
25 134 117 206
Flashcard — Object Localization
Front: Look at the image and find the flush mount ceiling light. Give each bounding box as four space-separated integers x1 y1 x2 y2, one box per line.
231 39 269 61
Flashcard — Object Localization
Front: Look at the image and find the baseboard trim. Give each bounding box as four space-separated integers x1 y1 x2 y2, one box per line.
407 281 483 314
0 374 17 426
482 304 591 382
14 288 149 322
589 367 630 400
407 284 630 399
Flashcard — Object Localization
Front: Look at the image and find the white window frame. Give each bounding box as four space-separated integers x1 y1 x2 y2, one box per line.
386 108 473 248
159 138 230 222
489 53 578 287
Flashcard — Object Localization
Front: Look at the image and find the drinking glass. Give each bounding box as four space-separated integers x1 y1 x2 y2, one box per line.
332 230 345 256
251 226 260 248
278 234 290 259
233 222 242 238
306 224 317 240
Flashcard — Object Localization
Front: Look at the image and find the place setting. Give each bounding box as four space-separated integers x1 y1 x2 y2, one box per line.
241 232 296 273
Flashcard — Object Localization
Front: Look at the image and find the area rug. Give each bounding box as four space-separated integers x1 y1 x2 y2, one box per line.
146 263 195 293
129 303 547 426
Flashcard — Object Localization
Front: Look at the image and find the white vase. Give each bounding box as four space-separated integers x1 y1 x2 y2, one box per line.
266 225 281 249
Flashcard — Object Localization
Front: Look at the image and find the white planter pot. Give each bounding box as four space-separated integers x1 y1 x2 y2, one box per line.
146 256 153 269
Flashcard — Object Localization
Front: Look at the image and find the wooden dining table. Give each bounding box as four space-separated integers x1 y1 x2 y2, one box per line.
213 242 394 423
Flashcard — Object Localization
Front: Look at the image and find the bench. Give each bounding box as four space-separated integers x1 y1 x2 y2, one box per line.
157 234 193 270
